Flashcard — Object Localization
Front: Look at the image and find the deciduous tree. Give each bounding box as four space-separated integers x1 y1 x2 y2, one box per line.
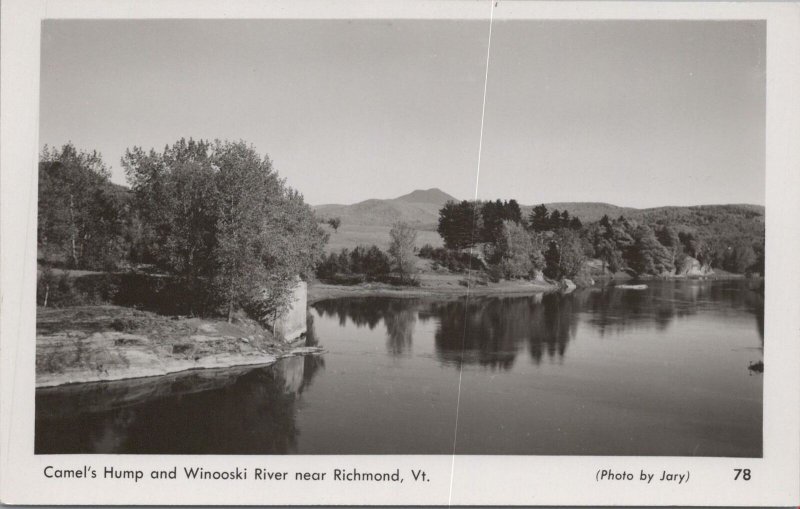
39 144 128 270
389 221 418 282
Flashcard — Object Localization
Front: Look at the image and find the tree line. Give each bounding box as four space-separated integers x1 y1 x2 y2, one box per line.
38 140 328 323
436 199 764 282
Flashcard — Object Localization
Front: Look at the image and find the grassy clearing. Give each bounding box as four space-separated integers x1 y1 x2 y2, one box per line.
324 224 443 252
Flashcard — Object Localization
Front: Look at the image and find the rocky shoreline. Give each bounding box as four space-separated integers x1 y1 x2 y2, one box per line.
36 305 321 389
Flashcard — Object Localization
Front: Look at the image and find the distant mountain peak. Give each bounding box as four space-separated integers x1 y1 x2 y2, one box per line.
393 188 457 205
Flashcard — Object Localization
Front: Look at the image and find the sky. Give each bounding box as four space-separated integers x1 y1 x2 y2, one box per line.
39 19 765 207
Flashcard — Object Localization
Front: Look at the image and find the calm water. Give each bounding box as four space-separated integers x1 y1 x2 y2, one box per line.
36 280 763 456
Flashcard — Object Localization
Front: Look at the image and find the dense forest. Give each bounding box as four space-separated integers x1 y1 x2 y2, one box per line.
37 140 327 322
435 199 765 282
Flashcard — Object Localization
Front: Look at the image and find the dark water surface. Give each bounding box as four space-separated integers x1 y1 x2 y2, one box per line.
36 280 763 456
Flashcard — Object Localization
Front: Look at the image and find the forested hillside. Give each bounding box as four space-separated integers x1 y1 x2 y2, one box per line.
434 199 764 281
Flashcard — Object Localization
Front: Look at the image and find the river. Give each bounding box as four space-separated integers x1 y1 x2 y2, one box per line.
36 280 763 456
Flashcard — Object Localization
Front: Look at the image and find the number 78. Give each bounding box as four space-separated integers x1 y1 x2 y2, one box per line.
733 468 751 481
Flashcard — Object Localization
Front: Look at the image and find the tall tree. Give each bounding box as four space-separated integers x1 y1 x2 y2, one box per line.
722 239 757 274
627 225 674 275
39 144 128 269
596 237 622 274
560 210 571 229
497 220 543 279
478 200 500 244
549 210 563 231
437 200 479 250
504 199 523 224
655 225 682 268
544 228 586 280
389 221 418 281
123 138 327 322
527 204 549 232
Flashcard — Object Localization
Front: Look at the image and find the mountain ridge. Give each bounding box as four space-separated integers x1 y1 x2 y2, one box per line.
313 189 764 227
314 188 457 227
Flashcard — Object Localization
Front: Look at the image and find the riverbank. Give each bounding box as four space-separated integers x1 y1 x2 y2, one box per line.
308 273 558 304
308 270 760 304
36 305 321 388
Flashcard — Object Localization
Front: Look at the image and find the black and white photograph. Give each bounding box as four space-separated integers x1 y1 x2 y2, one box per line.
33 16 766 457
2 1 800 506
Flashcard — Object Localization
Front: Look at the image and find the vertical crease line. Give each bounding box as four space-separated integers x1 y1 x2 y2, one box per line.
448 1 494 506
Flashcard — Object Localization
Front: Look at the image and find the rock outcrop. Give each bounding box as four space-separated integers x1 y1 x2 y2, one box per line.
560 279 577 293
36 305 320 388
273 279 308 342
676 256 714 277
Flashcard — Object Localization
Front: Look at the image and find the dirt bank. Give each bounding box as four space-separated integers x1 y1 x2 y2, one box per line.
36 305 321 388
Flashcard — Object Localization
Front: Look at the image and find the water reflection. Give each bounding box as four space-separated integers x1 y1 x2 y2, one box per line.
581 280 765 340
430 294 576 369
312 280 764 371
36 280 763 456
314 298 421 356
36 349 325 454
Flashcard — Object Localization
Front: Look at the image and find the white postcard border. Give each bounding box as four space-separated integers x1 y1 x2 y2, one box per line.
2 1 798 506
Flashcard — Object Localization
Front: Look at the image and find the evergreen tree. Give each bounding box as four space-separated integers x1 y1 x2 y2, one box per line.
560 210 571 228
437 200 479 250
479 200 504 244
549 210 562 230
528 204 550 232
599 214 612 232
504 199 523 224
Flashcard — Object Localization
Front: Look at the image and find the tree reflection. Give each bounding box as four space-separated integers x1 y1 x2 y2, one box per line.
36 280 765 454
312 279 764 370
314 298 420 356
580 279 764 338
384 302 417 355
313 297 387 329
315 294 579 369
430 294 578 369
35 353 325 454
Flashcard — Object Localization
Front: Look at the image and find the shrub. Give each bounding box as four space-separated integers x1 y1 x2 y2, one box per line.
419 246 483 273
486 264 503 283
419 243 435 258
110 317 138 332
316 245 392 283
